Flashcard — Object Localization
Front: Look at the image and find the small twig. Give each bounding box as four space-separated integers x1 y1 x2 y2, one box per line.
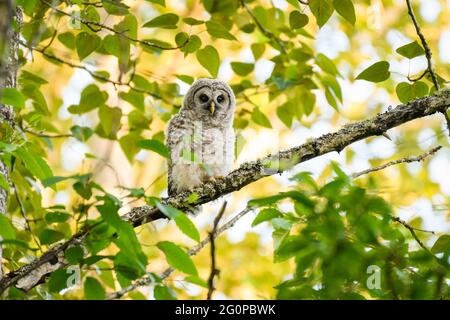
351 146 441 179
207 201 227 300
392 217 434 255
106 206 253 299
405 0 450 137
12 183 43 253
24 128 72 138
407 69 428 82
240 0 286 54
405 0 439 91
20 40 170 102
40 0 188 50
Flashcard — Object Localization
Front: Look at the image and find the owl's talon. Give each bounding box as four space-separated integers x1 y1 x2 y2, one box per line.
209 175 224 183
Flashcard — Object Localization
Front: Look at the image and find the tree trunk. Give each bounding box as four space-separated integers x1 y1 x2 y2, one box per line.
0 1 21 280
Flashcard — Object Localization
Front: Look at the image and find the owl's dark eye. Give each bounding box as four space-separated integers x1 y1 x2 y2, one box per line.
217 95 224 103
199 94 209 102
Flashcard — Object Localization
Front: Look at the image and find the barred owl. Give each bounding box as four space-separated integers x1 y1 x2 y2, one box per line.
166 78 236 196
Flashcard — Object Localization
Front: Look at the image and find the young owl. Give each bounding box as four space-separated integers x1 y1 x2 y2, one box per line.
166 78 236 196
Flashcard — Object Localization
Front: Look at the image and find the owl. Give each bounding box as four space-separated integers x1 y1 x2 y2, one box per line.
166 78 236 196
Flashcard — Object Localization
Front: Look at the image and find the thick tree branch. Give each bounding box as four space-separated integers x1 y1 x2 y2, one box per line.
1 91 450 295
0 3 21 280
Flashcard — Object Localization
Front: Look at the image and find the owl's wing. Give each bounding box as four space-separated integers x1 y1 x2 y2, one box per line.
166 115 183 197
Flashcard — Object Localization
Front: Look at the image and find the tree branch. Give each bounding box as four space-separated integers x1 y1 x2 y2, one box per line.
40 0 188 51
351 146 442 178
1 91 450 295
106 144 445 299
206 201 227 300
405 0 439 91
405 0 450 136
0 3 21 281
106 206 253 300
20 40 169 102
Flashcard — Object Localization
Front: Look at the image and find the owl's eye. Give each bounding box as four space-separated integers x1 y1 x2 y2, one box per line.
217 95 224 103
199 94 209 102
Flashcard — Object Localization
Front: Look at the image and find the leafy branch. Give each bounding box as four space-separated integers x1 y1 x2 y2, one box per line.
106 145 443 299
19 40 170 102
40 0 188 51
404 0 450 136
1 90 449 295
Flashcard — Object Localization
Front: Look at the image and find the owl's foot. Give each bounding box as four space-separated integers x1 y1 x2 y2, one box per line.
209 175 225 184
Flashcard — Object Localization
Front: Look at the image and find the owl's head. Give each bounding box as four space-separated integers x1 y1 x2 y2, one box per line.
182 78 236 124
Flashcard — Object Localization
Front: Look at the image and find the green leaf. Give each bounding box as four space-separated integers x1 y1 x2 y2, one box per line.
98 105 122 137
1 88 25 109
136 139 169 158
395 81 428 103
396 41 425 59
58 32 76 50
184 275 208 288
309 0 334 28
156 202 200 242
102 0 129 15
196 45 220 77
97 196 147 273
0 174 9 193
65 246 84 264
84 277 105 300
276 103 294 128
119 90 145 111
115 14 138 38
14 146 53 182
76 32 101 60
289 11 309 29
333 0 355 25
19 70 48 87
119 133 141 162
38 229 65 245
154 284 176 300
157 241 198 275
249 191 314 208
230 62 254 76
182 35 202 55
251 107 272 128
71 125 94 141
251 43 265 60
183 17 204 25
68 84 108 114
176 74 195 84
316 53 340 76
175 32 189 47
48 269 71 293
431 235 450 254
252 208 281 227
355 61 390 82
146 0 165 7
205 20 237 41
143 13 179 29
45 212 71 223
0 214 16 239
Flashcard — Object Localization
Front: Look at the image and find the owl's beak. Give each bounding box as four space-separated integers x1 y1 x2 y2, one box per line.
209 101 215 114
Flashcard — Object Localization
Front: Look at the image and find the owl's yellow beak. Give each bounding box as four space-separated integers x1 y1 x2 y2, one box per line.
209 101 215 114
